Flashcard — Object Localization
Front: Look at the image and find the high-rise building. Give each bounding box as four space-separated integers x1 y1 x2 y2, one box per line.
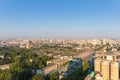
101 61 110 80
94 53 119 80
110 61 119 80
94 59 101 73
26 40 31 49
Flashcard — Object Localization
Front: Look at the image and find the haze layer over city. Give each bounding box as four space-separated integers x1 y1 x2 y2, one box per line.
0 0 120 80
0 0 120 39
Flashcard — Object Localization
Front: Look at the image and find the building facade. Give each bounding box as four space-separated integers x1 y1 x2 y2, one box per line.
94 53 119 80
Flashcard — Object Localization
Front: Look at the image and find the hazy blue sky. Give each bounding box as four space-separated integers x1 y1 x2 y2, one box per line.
0 0 120 39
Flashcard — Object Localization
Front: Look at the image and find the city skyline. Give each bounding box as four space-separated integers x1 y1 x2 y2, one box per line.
0 0 120 39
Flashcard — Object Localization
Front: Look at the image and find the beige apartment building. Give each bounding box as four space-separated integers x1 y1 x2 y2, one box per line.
94 59 101 73
43 64 57 75
94 53 120 80
110 61 119 80
101 61 110 80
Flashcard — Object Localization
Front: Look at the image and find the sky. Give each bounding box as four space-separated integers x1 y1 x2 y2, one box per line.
0 0 120 39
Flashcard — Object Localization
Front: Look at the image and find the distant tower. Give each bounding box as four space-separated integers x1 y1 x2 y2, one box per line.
26 40 31 49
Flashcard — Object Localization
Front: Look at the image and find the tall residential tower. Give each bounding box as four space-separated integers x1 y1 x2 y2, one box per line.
94 53 120 80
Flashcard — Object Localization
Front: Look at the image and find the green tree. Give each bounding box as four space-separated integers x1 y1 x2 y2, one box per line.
0 70 13 80
32 74 45 80
4 71 13 80
83 59 89 73
49 72 59 80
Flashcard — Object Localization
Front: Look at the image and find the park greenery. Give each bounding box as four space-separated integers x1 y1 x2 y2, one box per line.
0 47 52 80
0 45 88 80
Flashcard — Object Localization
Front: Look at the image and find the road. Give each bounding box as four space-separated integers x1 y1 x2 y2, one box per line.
75 50 95 59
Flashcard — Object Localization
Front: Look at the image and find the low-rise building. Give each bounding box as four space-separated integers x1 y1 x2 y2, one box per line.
0 64 9 70
0 55 4 59
43 64 57 75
